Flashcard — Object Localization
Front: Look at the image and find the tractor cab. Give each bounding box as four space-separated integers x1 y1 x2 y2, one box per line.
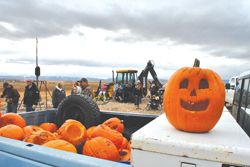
113 69 138 102
115 69 138 84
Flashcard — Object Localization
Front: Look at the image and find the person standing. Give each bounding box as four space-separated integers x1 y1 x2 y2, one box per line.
71 81 82 95
98 83 108 101
134 80 142 109
52 82 66 108
1 82 20 113
23 80 40 112
80 78 93 100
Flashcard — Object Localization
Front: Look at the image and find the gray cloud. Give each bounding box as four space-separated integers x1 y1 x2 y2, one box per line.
0 0 250 61
4 57 246 79
4 57 176 75
0 50 21 55
5 57 144 68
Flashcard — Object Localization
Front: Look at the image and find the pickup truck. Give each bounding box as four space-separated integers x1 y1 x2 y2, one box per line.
0 95 250 167
0 95 157 167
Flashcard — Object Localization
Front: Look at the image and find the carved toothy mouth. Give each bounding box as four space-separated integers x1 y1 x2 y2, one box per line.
180 99 209 111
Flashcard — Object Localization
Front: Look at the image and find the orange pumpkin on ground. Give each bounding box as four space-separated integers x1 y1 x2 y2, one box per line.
39 123 58 133
57 119 86 146
0 113 26 128
163 59 225 133
0 124 24 140
42 139 77 153
119 149 130 162
83 137 120 161
103 117 124 133
24 130 57 145
23 125 44 137
91 124 123 148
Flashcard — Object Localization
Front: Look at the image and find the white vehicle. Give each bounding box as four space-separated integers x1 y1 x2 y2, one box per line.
225 76 239 107
231 70 250 136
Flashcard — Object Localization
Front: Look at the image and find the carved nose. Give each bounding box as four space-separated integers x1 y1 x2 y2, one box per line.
190 89 196 96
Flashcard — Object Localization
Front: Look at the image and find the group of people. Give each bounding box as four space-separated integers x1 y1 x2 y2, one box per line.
1 77 157 113
53 77 93 108
70 78 93 98
0 77 93 113
115 80 143 109
1 80 40 113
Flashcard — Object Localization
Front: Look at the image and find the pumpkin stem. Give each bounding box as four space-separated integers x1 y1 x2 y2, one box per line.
193 58 200 67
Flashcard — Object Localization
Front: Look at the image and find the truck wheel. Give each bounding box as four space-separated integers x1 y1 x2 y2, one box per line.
56 95 101 128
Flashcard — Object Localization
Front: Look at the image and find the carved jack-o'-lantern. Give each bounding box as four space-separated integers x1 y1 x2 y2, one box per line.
163 59 225 133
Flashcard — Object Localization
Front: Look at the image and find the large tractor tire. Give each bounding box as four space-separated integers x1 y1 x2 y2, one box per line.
56 95 101 128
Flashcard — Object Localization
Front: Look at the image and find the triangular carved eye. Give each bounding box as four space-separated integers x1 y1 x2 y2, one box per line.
199 79 209 89
180 79 188 89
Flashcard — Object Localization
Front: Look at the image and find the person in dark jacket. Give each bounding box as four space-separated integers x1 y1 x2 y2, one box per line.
80 78 93 100
1 82 20 113
23 80 40 112
134 80 143 109
52 82 66 108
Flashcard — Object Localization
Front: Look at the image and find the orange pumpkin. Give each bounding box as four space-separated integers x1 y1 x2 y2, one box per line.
42 139 77 153
119 149 130 162
39 123 58 133
0 113 26 128
126 142 131 150
23 125 44 137
91 124 123 148
83 137 120 161
24 130 57 145
86 126 96 139
120 137 129 150
0 124 24 140
164 59 225 132
57 119 86 146
103 117 124 133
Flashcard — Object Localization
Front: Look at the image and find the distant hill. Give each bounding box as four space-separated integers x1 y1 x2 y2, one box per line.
0 75 104 82
0 75 168 84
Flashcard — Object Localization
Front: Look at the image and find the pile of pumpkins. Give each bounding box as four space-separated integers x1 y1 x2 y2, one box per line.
0 112 130 162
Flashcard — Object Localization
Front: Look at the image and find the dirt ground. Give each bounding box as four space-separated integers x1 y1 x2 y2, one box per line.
98 98 163 115
0 80 163 115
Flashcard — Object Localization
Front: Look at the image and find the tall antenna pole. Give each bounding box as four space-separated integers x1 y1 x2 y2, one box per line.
35 37 40 87
36 37 38 66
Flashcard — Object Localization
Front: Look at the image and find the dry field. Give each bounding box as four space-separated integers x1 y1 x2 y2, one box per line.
0 80 163 115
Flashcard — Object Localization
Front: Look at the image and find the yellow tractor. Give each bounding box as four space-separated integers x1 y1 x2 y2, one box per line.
95 60 162 104
94 69 137 103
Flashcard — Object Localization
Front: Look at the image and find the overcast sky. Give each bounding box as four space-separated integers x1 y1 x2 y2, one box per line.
0 0 250 80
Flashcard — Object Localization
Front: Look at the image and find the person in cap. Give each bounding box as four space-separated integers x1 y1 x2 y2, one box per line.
52 82 66 108
80 78 93 100
23 80 40 112
1 82 20 113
